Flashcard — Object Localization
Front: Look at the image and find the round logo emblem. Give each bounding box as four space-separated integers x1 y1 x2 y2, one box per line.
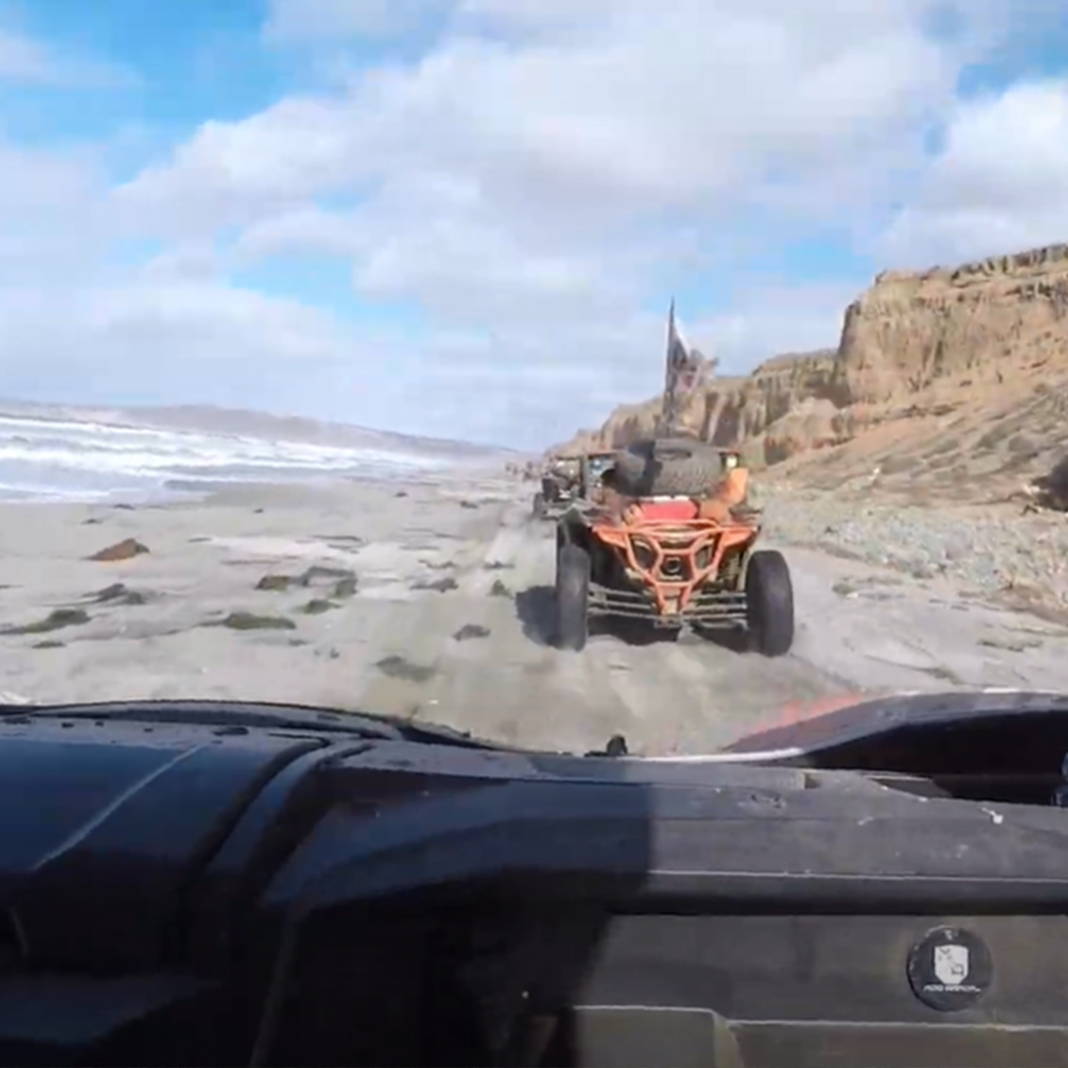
907 926 992 1011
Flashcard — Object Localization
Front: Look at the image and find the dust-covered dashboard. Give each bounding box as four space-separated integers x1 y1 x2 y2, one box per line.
2 693 1068 1068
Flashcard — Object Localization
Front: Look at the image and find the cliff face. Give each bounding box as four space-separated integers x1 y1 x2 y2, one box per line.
835 243 1068 406
557 243 1068 488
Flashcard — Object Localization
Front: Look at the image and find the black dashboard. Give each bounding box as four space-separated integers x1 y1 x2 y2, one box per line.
3 693 1068 1067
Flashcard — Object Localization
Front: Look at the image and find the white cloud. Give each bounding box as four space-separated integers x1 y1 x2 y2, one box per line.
0 141 111 289
880 80 1068 266
117 0 983 343
691 282 856 372
0 24 135 87
80 281 350 362
126 2 968 229
141 243 223 283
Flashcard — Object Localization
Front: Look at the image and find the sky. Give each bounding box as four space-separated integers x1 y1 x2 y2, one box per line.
0 0 1066 448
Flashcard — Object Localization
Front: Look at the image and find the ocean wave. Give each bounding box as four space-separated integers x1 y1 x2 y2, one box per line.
0 414 449 502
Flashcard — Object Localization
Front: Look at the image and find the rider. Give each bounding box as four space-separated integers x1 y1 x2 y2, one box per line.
696 451 751 522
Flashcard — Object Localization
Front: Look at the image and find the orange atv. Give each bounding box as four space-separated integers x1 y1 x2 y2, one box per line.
554 454 794 655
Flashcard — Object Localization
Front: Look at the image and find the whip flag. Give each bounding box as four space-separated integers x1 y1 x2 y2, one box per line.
656 300 714 435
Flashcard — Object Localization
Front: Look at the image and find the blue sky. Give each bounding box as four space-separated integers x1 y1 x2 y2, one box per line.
0 0 1065 447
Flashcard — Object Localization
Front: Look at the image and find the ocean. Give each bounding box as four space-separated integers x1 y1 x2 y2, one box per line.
0 407 461 503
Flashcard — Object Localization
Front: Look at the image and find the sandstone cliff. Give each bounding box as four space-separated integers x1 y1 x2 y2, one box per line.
835 243 1068 407
557 242 1068 502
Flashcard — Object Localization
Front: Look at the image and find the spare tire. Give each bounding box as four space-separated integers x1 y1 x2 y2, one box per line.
612 436 725 497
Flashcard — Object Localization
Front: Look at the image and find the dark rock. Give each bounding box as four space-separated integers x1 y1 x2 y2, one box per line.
375 655 436 683
32 640 66 649
256 574 292 591
89 538 149 562
333 576 358 598
300 565 356 588
483 560 514 571
489 579 512 598
453 623 490 641
412 576 458 593
82 517 103 525
112 503 135 511
188 536 211 543
254 508 264 514
1035 454 1068 511
8 609 91 635
459 500 478 509
88 582 148 606
302 599 339 615
92 583 129 603
221 612 296 631
395 491 408 498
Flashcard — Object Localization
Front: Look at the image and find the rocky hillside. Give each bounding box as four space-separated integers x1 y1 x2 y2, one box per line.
834 243 1068 406
558 242 1068 502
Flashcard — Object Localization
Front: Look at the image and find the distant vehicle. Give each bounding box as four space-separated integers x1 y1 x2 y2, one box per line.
532 454 583 519
533 450 620 520
577 450 617 501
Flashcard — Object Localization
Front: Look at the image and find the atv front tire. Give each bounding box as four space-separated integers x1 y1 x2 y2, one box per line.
556 542 590 651
745 549 794 656
532 492 546 519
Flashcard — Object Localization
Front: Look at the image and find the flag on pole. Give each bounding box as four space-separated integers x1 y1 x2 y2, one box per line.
656 299 714 435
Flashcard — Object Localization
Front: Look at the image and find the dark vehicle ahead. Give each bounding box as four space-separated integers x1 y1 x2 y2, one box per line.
534 452 617 520
533 455 582 519
5 692 1068 1067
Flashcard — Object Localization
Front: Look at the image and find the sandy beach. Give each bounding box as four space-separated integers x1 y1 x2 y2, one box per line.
0 465 1065 756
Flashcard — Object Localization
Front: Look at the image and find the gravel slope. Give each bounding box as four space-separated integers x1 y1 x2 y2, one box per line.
762 485 1068 622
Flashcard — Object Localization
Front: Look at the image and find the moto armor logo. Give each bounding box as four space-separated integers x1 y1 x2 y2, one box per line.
907 927 992 1011
933 943 969 986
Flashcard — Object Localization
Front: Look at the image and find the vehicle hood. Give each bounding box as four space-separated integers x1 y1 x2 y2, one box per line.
718 688 1068 761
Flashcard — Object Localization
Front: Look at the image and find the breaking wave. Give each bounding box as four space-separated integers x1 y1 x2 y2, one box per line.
0 412 449 502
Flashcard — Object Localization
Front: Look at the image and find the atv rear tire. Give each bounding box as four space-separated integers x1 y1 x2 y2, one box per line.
532 492 546 519
745 550 794 656
613 436 725 497
556 542 590 651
